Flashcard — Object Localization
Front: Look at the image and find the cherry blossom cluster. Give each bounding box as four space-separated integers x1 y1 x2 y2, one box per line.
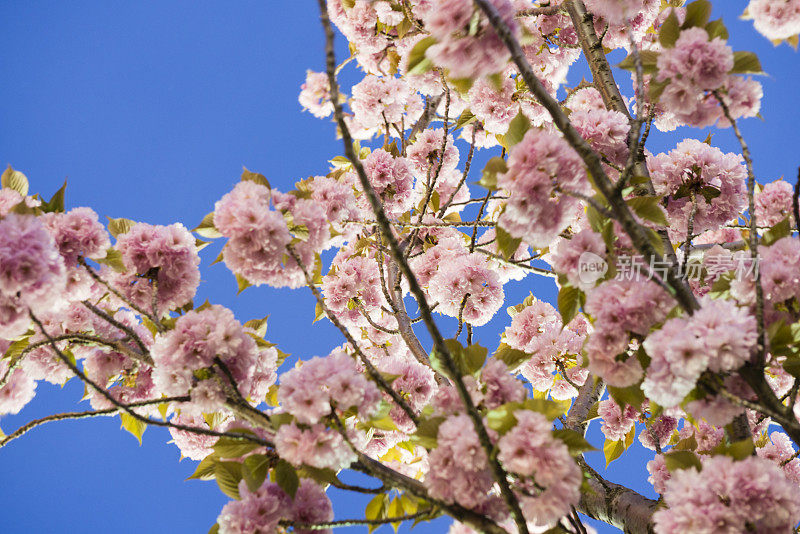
0 214 68 338
418 0 516 79
275 422 355 471
498 128 591 248
585 0 661 49
214 180 331 288
747 0 800 42
217 479 333 534
425 414 501 513
756 179 795 227
278 350 382 424
106 222 200 314
583 278 674 387
503 297 589 399
643 297 757 407
497 410 582 527
151 304 277 409
648 139 747 242
654 455 800 532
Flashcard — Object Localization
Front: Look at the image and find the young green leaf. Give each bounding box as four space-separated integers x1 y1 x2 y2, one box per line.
1 165 29 196
731 51 763 74
274 459 299 498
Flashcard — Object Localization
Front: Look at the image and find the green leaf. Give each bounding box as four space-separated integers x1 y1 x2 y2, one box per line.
365 494 387 532
762 217 791 246
644 227 665 256
274 459 299 498
617 50 659 74
663 450 702 472
672 432 698 451
659 10 681 47
107 217 136 238
557 284 583 325
627 196 668 226
244 315 270 338
368 414 399 431
487 399 570 435
767 318 796 357
406 36 436 75
41 180 67 213
604 439 625 466
496 225 522 260
188 455 219 481
208 524 220 534
410 416 445 449
440 339 487 376
608 384 646 410
330 155 352 169
213 437 260 459
731 51 763 74
388 497 403 532
194 211 223 239
705 19 729 40
464 344 488 375
236 274 252 294
648 79 669 102
449 77 474 94
215 461 244 499
241 166 271 189
698 185 721 202
398 493 418 515
783 356 800 379
95 248 126 273
552 429 597 455
1 165 29 196
721 438 755 460
396 16 412 40
500 112 530 148
297 466 339 488
478 156 507 191
120 413 146 445
3 337 30 362
454 109 477 130
493 342 531 370
682 0 711 29
9 200 36 215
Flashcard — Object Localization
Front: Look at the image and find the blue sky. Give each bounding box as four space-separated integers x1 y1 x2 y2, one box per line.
1 1 798 533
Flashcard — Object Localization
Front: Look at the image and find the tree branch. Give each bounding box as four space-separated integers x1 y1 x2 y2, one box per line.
474 0 698 315
317 3 529 531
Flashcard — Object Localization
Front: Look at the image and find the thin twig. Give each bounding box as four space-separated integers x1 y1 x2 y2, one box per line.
29 312 269 447
286 244 419 426
0 396 189 448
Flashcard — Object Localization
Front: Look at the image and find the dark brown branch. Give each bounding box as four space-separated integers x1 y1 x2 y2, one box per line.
317 3 529 531
281 510 436 530
475 0 698 315
0 396 189 448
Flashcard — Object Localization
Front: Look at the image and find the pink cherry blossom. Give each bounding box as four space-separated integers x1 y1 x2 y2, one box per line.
0 214 67 338
107 222 200 314
654 455 800 533
299 70 333 118
747 0 800 41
